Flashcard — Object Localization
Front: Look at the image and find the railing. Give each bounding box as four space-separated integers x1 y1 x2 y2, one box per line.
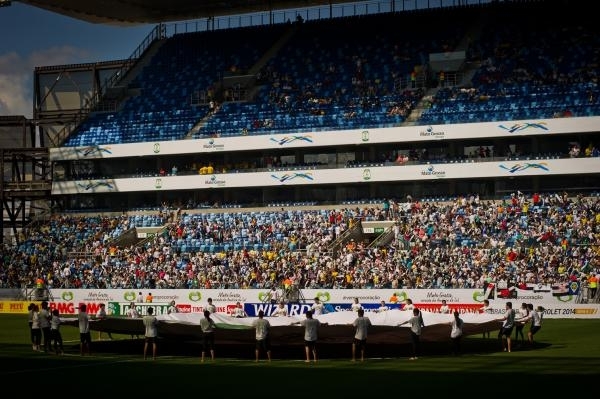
368 227 395 248
92 24 167 113
163 0 497 35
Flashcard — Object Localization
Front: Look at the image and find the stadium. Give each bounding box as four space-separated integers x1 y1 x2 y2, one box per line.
0 0 599 353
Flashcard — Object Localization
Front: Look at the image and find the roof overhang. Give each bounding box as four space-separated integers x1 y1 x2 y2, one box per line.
20 0 349 26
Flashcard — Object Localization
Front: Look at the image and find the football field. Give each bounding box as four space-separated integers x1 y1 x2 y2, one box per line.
1 314 599 396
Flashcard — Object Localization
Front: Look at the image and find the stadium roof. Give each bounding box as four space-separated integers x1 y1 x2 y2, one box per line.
19 0 359 26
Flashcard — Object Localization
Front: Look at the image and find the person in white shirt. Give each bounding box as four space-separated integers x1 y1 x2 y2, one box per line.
143 307 158 360
351 308 372 361
398 307 425 360
350 298 362 312
31 303 41 351
231 302 247 318
252 310 271 362
167 300 179 315
95 303 113 340
39 301 52 353
205 298 217 314
449 311 464 356
514 302 529 346
272 302 288 317
376 300 389 313
127 302 140 318
439 299 451 314
299 310 322 362
200 310 217 362
126 302 140 339
311 297 325 315
78 304 91 356
479 299 493 338
268 287 279 305
50 309 64 355
402 298 415 312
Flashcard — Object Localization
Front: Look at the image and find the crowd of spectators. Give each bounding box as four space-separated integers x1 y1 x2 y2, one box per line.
0 191 598 293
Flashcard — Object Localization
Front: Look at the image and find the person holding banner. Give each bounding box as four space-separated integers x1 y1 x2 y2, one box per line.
398 307 425 360
252 310 272 362
514 303 529 346
143 306 158 360
200 310 217 362
351 308 372 362
479 299 492 338
499 302 515 353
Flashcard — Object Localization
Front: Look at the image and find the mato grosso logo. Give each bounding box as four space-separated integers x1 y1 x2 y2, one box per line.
419 126 445 138
421 164 446 178
205 174 226 186
203 138 225 150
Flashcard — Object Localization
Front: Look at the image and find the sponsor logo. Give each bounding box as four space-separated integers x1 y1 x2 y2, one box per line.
74 146 112 157
498 122 548 133
419 126 445 138
421 164 446 178
499 162 549 173
270 172 314 183
269 135 313 145
205 174 226 186
76 180 115 191
362 169 371 181
203 138 225 150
